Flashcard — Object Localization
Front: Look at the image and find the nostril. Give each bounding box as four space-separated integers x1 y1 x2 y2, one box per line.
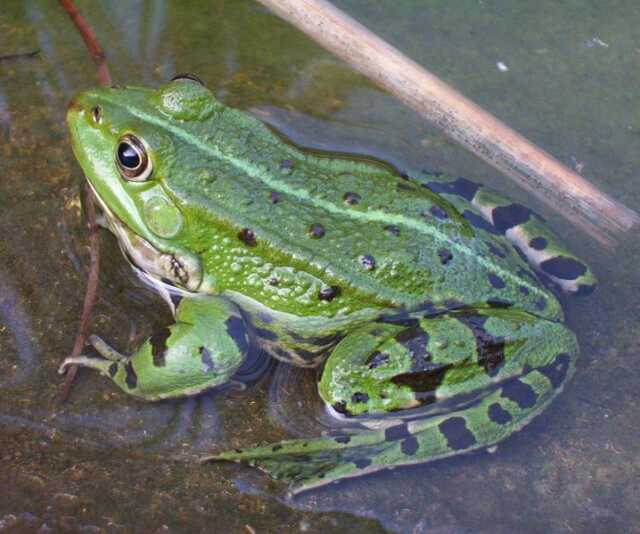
91 105 102 124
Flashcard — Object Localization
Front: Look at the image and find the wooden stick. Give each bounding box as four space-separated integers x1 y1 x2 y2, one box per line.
257 0 639 247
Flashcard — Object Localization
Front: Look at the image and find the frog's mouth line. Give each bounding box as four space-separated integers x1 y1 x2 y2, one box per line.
86 183 202 293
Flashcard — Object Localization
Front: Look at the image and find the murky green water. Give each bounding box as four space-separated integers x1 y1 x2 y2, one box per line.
1 1 639 532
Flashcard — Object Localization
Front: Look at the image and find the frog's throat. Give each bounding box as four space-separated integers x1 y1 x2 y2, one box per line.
87 183 203 293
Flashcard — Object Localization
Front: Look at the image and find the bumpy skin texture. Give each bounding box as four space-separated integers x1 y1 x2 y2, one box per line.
62 79 595 494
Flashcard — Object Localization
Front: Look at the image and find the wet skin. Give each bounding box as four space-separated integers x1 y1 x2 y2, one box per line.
60 77 596 493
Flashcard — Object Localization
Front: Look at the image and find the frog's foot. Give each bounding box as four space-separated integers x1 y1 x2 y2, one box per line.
423 175 596 294
59 297 251 401
206 309 578 494
58 334 128 374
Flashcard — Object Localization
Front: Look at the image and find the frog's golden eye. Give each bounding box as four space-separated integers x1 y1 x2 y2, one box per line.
115 134 152 182
170 73 205 86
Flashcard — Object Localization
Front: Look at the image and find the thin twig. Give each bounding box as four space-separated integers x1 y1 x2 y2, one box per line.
58 0 112 86
59 184 101 402
0 49 40 62
257 0 640 248
57 0 109 401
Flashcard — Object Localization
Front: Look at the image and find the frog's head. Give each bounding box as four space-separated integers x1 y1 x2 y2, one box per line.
67 76 225 294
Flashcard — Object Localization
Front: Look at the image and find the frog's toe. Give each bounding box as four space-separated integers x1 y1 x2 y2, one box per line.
58 355 113 375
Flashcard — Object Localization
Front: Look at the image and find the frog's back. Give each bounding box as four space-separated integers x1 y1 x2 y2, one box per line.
119 82 561 319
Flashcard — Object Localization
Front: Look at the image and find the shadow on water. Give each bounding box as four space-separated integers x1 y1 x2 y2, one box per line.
1 0 639 532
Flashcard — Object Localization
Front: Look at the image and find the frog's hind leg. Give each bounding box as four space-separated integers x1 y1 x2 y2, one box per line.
58 297 251 400
204 309 578 494
423 175 596 294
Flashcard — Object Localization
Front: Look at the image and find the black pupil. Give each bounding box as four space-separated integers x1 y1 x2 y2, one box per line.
118 142 140 169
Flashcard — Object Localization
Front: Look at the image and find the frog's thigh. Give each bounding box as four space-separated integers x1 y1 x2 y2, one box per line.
85 297 249 400
423 175 596 294
319 311 578 418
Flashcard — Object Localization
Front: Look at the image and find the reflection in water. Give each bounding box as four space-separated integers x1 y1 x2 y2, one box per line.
0 272 37 388
26 2 72 100
267 363 357 439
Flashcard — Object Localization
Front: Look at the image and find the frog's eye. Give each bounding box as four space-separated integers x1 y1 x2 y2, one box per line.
170 73 205 86
115 134 152 182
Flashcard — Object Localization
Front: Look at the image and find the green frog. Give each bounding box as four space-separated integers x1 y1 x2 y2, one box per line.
60 76 596 494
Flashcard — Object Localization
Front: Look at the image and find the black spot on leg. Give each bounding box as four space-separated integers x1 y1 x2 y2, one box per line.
492 204 534 234
334 436 351 444
537 352 571 388
124 362 137 389
457 314 505 376
149 327 171 367
391 362 450 401
540 257 587 280
529 237 548 250
501 378 538 409
108 363 118 377
169 293 183 310
225 315 249 354
488 402 513 425
200 346 215 373
488 273 506 289
395 326 430 363
385 424 411 441
463 210 500 235
438 416 477 450
332 401 350 415
401 436 419 455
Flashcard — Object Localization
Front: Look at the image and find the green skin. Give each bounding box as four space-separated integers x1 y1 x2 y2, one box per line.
60 78 596 494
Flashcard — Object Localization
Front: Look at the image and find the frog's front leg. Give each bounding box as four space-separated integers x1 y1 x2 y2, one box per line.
59 297 251 400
